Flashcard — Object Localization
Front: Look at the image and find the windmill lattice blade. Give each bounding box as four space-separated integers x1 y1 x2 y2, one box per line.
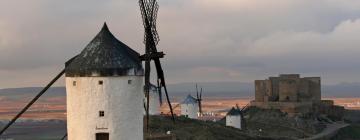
139 0 160 45
154 61 174 120
0 69 65 135
146 91 150 131
162 81 175 122
153 59 175 122
157 79 163 105
61 133 67 140
143 99 148 113
236 104 240 110
196 84 199 96
139 0 174 123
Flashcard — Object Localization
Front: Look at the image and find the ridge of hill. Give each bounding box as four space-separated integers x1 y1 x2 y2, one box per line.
1 81 360 99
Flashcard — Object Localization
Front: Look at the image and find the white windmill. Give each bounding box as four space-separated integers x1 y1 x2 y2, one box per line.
226 106 242 129
144 83 162 115
65 23 144 140
180 94 199 119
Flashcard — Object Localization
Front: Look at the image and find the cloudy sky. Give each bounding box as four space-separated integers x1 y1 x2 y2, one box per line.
1 0 360 88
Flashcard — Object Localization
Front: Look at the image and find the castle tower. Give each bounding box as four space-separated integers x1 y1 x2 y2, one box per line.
180 94 198 119
65 23 144 140
226 107 242 129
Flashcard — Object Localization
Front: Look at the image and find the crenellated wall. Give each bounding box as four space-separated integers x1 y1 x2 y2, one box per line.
252 74 327 115
254 74 321 103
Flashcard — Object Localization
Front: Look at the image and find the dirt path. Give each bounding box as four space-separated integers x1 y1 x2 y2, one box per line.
302 122 349 140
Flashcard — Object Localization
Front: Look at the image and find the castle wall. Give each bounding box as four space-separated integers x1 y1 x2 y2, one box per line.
255 80 266 102
305 77 321 101
279 79 298 102
252 74 323 115
256 75 321 103
279 74 300 79
269 77 280 101
264 80 272 102
252 75 343 117
313 100 344 120
298 79 310 102
250 101 313 115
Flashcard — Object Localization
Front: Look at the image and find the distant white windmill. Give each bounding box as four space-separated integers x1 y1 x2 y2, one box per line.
180 94 199 119
226 106 242 129
144 83 162 115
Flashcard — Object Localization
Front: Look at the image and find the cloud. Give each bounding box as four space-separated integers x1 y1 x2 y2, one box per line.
248 19 360 61
1 0 360 88
161 18 360 84
244 19 360 83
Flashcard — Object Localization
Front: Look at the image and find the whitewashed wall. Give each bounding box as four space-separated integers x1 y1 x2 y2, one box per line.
226 115 242 129
66 76 143 140
180 103 198 119
144 89 160 115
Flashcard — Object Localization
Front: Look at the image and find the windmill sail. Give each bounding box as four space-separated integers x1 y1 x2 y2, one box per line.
0 55 78 136
0 69 65 135
157 79 163 105
196 84 203 116
139 0 175 131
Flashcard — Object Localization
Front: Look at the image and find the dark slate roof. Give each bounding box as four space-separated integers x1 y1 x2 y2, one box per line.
227 107 241 116
181 94 198 104
65 23 143 77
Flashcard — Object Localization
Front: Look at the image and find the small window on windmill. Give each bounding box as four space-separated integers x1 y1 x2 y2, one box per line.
73 81 76 86
99 80 103 85
128 80 132 85
99 111 104 117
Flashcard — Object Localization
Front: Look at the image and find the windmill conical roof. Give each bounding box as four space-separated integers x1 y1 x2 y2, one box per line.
65 23 143 77
227 107 241 116
181 94 197 104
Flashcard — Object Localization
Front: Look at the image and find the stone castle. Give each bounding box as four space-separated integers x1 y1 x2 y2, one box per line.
251 74 344 117
254 74 321 103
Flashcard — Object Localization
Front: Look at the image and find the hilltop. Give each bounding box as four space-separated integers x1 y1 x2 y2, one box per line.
148 107 360 140
147 115 280 140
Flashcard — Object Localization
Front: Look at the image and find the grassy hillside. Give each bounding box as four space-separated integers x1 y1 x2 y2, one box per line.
333 110 360 140
331 124 360 140
148 115 290 140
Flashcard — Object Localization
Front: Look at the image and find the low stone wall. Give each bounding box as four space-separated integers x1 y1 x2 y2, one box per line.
313 101 345 120
251 100 345 119
250 101 313 115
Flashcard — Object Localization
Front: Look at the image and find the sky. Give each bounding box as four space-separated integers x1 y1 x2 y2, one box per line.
1 0 360 88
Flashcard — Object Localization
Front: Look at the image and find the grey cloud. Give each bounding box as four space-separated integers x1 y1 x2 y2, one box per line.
1 0 360 88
